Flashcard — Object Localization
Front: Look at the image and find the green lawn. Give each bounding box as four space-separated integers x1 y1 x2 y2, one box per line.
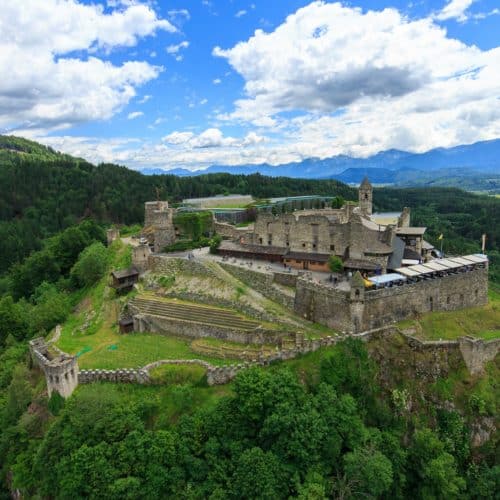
398 289 500 341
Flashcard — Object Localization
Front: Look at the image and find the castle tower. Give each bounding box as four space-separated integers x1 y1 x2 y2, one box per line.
349 271 366 333
132 243 152 273
29 338 79 398
144 201 176 253
358 177 373 216
397 207 410 228
106 227 120 246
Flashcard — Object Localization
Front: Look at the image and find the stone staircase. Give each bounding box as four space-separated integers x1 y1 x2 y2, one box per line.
129 296 261 331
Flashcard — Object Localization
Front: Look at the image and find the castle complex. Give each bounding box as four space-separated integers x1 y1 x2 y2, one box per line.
130 179 489 334
218 178 433 273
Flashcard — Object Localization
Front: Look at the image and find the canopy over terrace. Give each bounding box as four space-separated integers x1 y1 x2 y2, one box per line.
394 254 488 280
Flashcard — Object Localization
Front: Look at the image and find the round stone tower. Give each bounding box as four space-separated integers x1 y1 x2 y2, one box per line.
358 177 373 216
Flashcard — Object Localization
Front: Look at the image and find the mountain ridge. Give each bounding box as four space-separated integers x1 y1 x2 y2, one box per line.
140 139 500 181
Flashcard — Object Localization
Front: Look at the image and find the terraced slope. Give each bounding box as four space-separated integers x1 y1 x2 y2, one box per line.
130 297 261 331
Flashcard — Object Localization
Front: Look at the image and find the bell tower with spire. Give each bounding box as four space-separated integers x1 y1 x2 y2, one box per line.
358 177 373 216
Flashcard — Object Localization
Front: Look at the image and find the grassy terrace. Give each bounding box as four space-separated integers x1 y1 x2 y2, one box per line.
398 289 500 341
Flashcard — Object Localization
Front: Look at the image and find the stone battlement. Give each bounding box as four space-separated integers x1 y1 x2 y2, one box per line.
295 267 489 333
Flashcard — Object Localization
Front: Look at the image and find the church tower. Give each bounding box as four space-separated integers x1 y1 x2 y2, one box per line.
358 177 373 216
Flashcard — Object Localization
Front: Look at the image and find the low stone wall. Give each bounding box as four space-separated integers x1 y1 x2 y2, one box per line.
132 312 289 346
220 262 295 309
205 335 342 384
143 359 214 372
78 368 150 384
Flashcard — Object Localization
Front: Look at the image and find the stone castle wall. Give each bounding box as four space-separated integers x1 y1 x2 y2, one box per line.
294 268 489 333
361 268 488 330
131 311 289 345
294 279 352 331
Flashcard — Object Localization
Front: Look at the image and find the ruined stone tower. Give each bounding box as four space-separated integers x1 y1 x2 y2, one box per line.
144 201 176 253
106 227 120 246
29 338 79 398
358 177 373 216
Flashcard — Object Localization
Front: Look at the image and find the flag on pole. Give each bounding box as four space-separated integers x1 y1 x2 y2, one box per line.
438 234 443 240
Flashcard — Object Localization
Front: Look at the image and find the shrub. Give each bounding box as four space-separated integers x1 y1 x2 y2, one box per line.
328 255 344 273
70 242 109 287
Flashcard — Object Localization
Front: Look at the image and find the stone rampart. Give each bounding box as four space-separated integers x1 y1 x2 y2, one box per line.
294 277 352 332
361 268 488 330
295 267 489 333
220 262 295 309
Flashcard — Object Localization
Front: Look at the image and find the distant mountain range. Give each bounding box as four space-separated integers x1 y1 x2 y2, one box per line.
140 139 500 192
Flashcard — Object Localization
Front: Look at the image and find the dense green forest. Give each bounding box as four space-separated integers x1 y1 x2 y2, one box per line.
0 136 498 498
0 337 498 499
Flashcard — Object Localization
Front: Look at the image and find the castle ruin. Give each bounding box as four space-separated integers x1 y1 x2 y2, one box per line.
143 201 176 252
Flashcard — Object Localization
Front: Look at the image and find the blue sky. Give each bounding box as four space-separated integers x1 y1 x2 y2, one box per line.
1 0 499 170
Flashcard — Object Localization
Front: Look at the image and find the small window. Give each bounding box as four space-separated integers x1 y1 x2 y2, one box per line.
286 242 289 246
364 193 368 200
330 244 335 251
355 289 360 298
268 240 272 245
447 296 450 304
302 243 306 248
312 243 316 249
259 238 263 244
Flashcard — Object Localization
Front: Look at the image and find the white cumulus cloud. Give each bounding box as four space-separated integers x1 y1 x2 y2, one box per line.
0 0 171 132
213 1 500 157
435 0 476 22
127 111 144 119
